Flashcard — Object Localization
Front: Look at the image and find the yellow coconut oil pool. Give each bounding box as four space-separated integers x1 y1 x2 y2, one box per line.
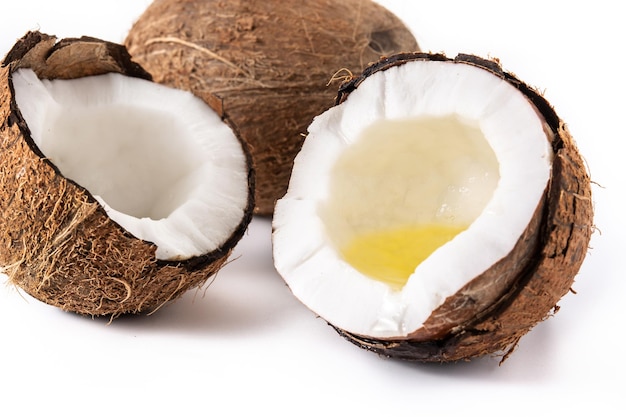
340 224 469 290
321 115 500 290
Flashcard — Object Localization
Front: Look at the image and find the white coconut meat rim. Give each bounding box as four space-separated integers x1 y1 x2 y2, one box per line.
272 60 554 339
12 68 249 261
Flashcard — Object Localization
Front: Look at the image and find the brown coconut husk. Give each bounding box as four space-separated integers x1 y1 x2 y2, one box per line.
330 53 594 362
124 0 419 215
0 31 255 317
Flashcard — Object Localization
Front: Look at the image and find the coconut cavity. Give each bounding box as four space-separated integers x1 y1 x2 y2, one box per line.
323 115 500 290
273 56 556 340
12 68 249 261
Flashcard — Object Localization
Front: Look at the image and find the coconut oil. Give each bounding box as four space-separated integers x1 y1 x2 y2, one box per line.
321 114 499 290
340 224 468 290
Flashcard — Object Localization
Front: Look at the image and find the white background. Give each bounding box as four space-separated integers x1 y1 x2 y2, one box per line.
1 1 623 415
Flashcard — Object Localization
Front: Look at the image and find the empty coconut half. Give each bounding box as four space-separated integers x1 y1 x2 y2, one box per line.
124 0 419 215
0 32 254 316
272 53 593 362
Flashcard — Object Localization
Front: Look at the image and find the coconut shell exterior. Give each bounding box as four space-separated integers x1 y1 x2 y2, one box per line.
124 0 419 215
331 53 594 362
0 32 254 317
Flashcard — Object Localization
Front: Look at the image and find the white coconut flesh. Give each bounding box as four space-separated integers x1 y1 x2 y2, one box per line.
272 60 554 339
12 68 249 261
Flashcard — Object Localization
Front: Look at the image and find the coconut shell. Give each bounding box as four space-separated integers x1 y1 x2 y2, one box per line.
0 31 254 317
124 0 419 215
330 53 594 362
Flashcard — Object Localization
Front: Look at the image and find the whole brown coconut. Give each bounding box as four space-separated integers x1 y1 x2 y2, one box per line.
125 0 419 215
0 32 254 317
272 53 594 363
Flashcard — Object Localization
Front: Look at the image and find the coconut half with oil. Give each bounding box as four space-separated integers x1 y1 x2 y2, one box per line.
0 32 254 317
272 53 593 362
